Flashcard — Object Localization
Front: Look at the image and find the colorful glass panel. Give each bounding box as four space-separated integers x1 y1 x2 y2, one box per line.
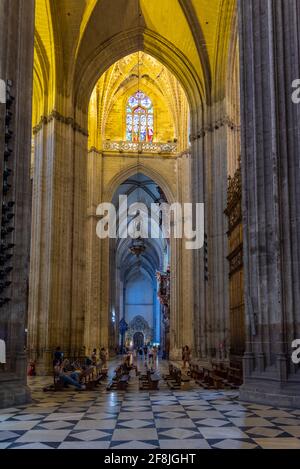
126 91 154 142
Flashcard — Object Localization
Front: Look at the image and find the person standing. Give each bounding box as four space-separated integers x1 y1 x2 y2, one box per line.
153 345 158 363
53 346 63 366
91 348 97 365
100 347 107 369
148 347 154 365
182 345 191 369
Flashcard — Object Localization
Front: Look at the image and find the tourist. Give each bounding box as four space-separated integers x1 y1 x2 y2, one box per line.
27 359 36 376
91 348 97 365
85 357 93 367
121 354 132 374
153 345 158 362
148 347 154 364
54 359 86 390
182 345 191 369
100 347 108 369
53 346 63 366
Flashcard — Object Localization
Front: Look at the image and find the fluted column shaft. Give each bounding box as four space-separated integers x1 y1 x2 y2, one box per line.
239 0 300 407
0 0 34 407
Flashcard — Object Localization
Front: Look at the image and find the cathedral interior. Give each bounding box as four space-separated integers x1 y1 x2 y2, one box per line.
0 0 300 450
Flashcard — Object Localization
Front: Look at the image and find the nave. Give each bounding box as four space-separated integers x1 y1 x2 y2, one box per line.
1 0 300 436
1 358 300 450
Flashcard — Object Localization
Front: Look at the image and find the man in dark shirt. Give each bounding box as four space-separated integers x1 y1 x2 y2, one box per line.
53 346 63 366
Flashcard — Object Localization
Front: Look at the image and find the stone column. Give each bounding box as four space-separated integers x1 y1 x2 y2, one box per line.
70 128 89 357
207 102 230 362
84 148 105 355
178 152 194 352
238 0 300 407
191 102 230 363
0 0 34 407
190 109 207 360
169 153 194 360
28 114 88 371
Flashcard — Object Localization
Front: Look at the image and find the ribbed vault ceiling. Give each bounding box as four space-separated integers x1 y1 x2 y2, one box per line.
33 0 237 124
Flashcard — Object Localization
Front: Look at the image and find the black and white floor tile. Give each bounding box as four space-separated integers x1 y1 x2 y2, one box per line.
1 361 300 449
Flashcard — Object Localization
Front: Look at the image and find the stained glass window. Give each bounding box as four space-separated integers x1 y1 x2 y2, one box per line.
126 91 154 142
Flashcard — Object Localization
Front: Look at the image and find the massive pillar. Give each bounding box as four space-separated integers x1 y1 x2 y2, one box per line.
84 148 105 355
191 109 208 359
169 153 194 360
28 113 88 371
0 0 35 407
238 0 300 407
191 102 231 363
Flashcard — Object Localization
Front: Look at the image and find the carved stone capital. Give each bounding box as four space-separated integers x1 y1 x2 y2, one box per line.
190 115 241 141
33 110 88 136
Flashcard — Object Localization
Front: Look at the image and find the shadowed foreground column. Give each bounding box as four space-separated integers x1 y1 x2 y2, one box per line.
0 0 35 408
238 0 300 407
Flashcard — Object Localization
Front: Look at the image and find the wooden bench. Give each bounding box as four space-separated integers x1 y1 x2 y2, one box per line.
92 364 108 385
227 366 242 388
197 366 214 389
193 361 243 390
43 363 105 392
164 365 182 390
117 374 130 390
139 368 160 390
106 364 131 391
149 373 160 390
80 366 96 390
162 363 174 380
190 362 204 382
43 371 84 392
51 372 64 391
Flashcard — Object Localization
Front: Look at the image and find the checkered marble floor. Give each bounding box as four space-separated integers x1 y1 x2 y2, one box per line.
1 361 300 449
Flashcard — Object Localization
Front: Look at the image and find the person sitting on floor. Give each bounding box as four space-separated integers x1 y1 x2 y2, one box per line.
54 359 86 391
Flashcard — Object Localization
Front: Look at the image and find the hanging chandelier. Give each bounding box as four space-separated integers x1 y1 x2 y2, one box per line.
129 237 146 257
127 47 146 260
